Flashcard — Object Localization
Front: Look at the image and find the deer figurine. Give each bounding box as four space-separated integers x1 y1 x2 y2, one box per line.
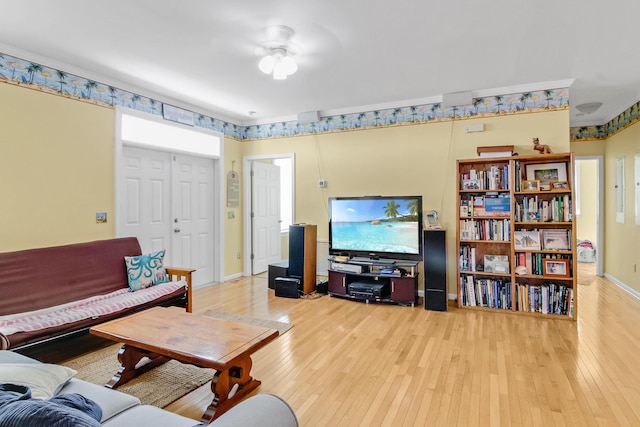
532 137 552 154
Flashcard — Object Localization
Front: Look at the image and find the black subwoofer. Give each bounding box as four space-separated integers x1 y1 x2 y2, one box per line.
275 277 301 299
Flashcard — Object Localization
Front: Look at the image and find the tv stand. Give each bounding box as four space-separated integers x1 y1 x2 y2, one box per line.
327 257 419 307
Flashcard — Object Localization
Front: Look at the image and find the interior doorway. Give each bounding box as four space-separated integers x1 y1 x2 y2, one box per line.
243 154 295 276
575 156 604 278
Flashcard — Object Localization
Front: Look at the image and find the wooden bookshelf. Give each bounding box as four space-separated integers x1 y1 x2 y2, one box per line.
456 153 577 320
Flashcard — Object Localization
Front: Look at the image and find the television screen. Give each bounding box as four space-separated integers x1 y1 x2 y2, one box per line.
329 196 423 261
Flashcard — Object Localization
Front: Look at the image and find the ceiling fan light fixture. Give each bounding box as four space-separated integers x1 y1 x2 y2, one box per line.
259 47 297 80
258 54 276 74
575 102 603 114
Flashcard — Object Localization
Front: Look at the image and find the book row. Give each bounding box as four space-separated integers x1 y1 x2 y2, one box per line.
460 165 509 191
459 218 511 241
460 276 512 309
459 275 575 316
514 194 572 222
516 283 574 316
460 194 510 217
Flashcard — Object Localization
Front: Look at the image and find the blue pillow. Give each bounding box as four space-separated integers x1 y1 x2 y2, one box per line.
124 249 170 292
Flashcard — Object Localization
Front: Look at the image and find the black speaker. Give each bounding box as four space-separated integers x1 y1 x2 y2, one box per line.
268 261 289 289
288 224 317 294
424 229 447 311
316 280 328 294
275 277 300 298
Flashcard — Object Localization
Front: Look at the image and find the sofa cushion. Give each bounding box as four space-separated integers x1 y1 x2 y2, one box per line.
102 404 201 427
61 378 140 422
0 281 186 339
0 363 76 399
125 250 170 291
0 237 142 317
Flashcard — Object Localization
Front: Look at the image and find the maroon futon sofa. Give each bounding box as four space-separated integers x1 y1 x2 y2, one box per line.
0 237 193 350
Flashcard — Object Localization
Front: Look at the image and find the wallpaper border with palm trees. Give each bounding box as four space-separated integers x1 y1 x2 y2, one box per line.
1 50 613 143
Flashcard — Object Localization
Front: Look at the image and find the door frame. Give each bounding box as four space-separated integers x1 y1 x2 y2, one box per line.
242 153 295 276
114 107 225 287
575 155 604 276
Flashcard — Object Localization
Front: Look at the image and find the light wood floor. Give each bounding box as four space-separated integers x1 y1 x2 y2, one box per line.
162 264 640 426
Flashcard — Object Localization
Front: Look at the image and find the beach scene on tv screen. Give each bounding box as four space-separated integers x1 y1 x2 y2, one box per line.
331 198 420 254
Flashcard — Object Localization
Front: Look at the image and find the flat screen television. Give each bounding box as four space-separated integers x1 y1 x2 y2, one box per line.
328 195 423 261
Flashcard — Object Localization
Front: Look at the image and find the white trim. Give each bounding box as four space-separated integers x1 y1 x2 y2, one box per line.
223 272 244 282
604 273 640 300
114 106 225 284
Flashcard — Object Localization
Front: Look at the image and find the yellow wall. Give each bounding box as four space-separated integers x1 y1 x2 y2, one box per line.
242 111 570 293
223 137 244 276
0 83 115 251
0 79 576 294
602 124 640 291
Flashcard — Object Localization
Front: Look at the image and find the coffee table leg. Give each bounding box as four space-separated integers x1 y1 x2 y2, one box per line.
106 344 169 389
201 355 261 422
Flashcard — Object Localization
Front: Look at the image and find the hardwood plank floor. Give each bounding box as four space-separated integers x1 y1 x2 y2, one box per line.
158 265 640 426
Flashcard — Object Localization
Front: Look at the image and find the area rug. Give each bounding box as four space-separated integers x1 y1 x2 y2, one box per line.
65 345 214 408
64 311 292 408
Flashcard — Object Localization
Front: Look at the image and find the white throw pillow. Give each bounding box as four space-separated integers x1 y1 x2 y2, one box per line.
0 363 77 399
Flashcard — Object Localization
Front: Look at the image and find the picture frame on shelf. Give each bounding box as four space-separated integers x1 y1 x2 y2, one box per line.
542 229 571 250
522 180 540 191
540 183 551 191
552 181 569 190
542 258 570 277
525 162 568 183
460 229 473 240
514 230 541 250
484 254 510 273
462 179 481 190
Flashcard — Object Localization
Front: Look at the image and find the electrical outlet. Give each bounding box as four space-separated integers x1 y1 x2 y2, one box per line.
237 252 241 259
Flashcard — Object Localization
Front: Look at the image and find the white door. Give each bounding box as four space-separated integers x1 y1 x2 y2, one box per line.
120 146 215 286
121 146 173 254
172 154 214 285
251 161 281 274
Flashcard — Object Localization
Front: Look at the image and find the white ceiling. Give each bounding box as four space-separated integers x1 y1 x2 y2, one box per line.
0 0 638 128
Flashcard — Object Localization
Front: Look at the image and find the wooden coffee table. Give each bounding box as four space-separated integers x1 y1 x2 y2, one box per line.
89 306 279 422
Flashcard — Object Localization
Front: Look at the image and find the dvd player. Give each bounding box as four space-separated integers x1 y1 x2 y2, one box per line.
348 281 389 299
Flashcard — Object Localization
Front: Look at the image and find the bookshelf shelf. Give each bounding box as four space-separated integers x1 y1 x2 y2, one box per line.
456 153 577 320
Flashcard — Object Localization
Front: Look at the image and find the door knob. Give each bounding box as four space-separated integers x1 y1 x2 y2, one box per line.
174 228 181 233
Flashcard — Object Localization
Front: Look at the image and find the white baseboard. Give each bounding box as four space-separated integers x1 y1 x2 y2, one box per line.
223 272 243 282
604 273 640 300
